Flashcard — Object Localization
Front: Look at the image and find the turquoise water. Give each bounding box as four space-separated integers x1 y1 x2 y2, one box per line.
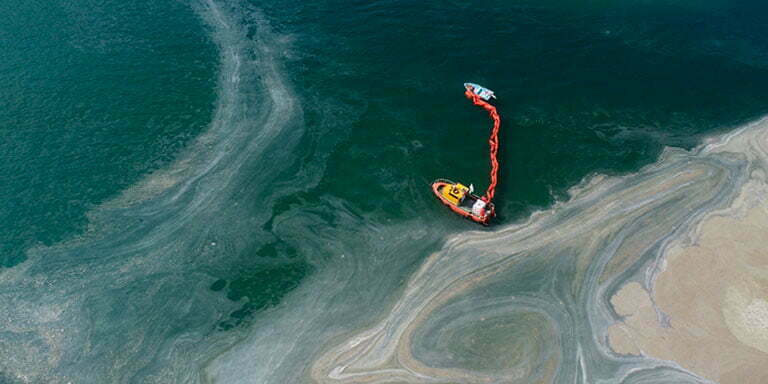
1 0 768 382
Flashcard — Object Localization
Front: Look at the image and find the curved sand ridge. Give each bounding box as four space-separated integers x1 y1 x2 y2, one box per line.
310 118 768 383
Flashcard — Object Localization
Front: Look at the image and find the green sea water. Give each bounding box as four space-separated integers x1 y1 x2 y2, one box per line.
1 0 768 382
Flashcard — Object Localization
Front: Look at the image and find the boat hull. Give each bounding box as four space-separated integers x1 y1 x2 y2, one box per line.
431 179 494 225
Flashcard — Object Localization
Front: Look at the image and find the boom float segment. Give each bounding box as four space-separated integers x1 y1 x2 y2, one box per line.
431 83 501 226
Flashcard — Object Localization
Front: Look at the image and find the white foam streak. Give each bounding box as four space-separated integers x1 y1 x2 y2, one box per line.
0 0 302 382
296 119 768 383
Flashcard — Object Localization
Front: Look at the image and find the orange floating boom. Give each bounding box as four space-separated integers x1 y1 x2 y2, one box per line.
464 87 501 203
431 83 501 225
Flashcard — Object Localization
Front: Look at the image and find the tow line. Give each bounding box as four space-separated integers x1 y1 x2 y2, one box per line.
431 83 501 226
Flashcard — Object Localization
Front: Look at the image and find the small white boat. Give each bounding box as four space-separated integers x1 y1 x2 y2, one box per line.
464 82 496 101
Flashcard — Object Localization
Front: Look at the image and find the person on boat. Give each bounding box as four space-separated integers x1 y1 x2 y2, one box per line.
471 199 486 217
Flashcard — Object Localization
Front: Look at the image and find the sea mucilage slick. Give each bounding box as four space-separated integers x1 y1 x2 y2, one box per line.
432 83 500 226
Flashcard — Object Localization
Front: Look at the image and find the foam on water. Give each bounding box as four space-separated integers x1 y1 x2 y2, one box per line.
0 0 303 381
206 113 768 383
3 0 768 382
305 119 768 383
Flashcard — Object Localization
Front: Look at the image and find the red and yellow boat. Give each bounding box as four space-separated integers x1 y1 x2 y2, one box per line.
432 179 495 225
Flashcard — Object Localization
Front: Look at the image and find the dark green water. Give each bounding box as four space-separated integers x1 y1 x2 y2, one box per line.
0 0 218 266
1 0 768 382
